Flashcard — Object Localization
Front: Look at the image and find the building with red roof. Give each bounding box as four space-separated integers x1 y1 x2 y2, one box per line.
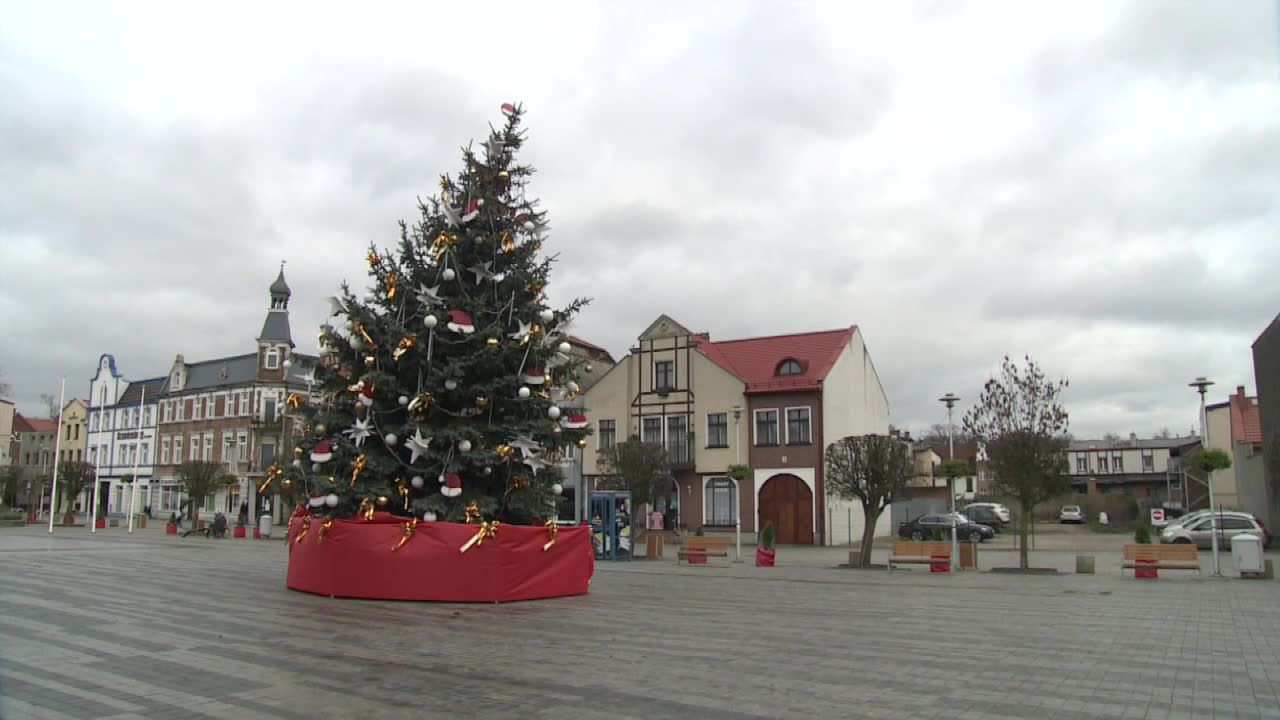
581 315 890 546
1204 385 1266 520
1253 313 1280 531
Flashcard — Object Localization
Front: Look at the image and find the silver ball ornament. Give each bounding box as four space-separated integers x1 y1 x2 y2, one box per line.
385 433 398 446
558 341 571 354
411 475 425 489
424 314 438 329
458 439 472 452
547 406 561 420
567 381 579 392
349 336 362 349
324 493 339 508
518 386 531 399
312 463 322 472
539 309 554 323
445 379 458 391
442 268 456 281
551 483 563 496
398 395 409 406
423 511 438 522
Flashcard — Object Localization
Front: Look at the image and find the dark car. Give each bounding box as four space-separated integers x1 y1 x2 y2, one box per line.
960 505 1005 532
898 513 995 543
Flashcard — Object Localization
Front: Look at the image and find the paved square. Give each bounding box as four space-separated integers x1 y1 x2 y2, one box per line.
2 526 1280 719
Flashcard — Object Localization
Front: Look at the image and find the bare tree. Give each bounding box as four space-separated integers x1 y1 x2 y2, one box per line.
55 461 95 524
596 436 671 525
40 393 59 419
176 461 236 525
1154 427 1173 439
1101 432 1122 443
824 434 914 566
963 355 1070 569
0 364 10 398
916 423 975 445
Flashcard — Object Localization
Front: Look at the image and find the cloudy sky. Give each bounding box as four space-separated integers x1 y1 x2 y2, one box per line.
1 1 1277 438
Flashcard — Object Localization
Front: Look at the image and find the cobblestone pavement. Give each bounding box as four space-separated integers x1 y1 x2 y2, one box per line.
2 526 1280 719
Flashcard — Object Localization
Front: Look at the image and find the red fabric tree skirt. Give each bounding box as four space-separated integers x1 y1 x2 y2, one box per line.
286 511 594 603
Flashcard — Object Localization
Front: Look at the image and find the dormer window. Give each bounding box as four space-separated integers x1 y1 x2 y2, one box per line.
776 359 803 376
265 348 280 370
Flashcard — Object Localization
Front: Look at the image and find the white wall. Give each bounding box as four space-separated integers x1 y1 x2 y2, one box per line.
820 329 891 545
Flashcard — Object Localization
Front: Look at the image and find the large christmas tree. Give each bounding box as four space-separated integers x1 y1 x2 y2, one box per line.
280 103 590 524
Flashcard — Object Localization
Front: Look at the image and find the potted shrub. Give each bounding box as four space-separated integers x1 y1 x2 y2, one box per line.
233 516 247 538
687 526 708 564
756 523 776 567
165 512 178 535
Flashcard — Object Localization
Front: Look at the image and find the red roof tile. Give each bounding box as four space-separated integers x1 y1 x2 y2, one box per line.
566 335 614 362
14 414 56 433
1230 389 1262 445
697 327 857 393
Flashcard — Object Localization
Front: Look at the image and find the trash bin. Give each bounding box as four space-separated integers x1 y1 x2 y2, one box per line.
259 514 273 539
1232 533 1265 577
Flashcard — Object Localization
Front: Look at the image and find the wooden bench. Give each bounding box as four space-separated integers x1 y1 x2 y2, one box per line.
678 536 732 564
888 541 952 569
1122 544 1200 575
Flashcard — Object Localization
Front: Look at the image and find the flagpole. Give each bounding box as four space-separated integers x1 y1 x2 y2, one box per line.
47 378 66 533
127 386 146 533
90 403 103 532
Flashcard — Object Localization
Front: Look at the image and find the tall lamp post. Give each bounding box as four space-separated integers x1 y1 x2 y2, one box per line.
1189 377 1221 576
939 393 960 570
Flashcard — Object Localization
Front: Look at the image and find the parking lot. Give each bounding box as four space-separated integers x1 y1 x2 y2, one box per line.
2 525 1279 719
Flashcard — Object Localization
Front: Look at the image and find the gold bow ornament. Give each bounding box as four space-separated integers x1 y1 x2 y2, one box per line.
294 515 312 544
460 521 499 553
392 517 419 552
543 519 558 552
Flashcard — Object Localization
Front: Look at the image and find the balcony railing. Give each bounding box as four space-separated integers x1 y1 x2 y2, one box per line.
667 431 694 467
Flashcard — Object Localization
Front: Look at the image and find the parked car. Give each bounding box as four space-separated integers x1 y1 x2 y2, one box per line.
1159 511 1269 549
963 502 1012 525
960 505 1005 531
1059 505 1086 524
898 513 995 543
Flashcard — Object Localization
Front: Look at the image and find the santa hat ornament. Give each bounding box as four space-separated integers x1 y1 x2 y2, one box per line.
462 198 483 224
514 213 536 232
447 310 475 334
310 439 334 464
522 366 546 385
357 384 375 408
501 102 516 117
562 412 589 430
440 472 463 498
307 494 325 508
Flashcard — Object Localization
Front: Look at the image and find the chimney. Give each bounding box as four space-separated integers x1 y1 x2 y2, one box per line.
1129 432 1137 444
1237 385 1247 399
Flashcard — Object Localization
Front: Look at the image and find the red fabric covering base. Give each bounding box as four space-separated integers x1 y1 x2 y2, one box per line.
755 547 776 567
286 511 595 603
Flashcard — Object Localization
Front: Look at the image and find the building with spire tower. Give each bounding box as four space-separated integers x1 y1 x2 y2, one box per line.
145 265 316 527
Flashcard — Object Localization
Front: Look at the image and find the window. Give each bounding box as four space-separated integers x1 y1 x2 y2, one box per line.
776 359 803 376
163 402 172 423
706 413 728 448
754 409 779 446
653 360 674 390
265 348 280 369
785 407 811 445
264 398 277 424
90 414 98 431
241 390 251 416
1142 451 1154 472
206 396 215 419
202 433 213 461
666 415 689 463
144 407 152 426
161 437 170 465
1112 455 1123 473
965 477 974 493
203 494 215 512
74 424 79 440
190 436 199 461
140 442 149 465
222 432 234 463
641 417 663 445
1076 456 1088 473
237 432 248 461
705 478 736 525
1097 456 1108 473
192 396 202 421
598 420 616 450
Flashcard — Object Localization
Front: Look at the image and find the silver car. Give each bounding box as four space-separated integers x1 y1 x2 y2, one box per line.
1159 512 1267 549
1059 505 1085 524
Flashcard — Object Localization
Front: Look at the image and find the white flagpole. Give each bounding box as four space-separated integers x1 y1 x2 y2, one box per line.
91 403 105 533
128 386 146 533
47 378 66 533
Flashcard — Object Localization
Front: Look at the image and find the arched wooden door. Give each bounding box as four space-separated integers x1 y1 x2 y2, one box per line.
758 474 813 545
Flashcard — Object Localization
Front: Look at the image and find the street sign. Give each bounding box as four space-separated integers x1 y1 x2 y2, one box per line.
1150 508 1166 526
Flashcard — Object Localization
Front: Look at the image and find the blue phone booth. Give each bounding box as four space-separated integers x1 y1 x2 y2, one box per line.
588 491 632 561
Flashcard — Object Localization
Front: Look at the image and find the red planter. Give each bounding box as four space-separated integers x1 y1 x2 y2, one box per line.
286 511 594 602
755 547 776 567
930 554 951 573
95 518 106 529
252 528 261 539
687 554 707 565
1136 558 1158 579
233 526 247 538
165 523 178 535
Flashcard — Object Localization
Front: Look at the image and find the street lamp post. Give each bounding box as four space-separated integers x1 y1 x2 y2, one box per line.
939 393 960 570
1189 377 1220 576
732 404 743 563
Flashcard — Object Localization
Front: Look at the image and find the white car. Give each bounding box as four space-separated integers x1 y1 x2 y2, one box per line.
964 502 1012 525
1059 505 1086 524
